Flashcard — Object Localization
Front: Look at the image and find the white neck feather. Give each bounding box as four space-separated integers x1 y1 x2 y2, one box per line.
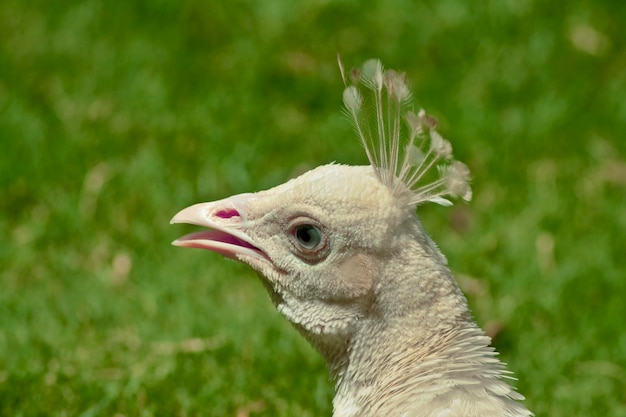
333 323 531 417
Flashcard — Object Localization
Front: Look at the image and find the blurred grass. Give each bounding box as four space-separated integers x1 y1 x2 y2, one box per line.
1 0 625 415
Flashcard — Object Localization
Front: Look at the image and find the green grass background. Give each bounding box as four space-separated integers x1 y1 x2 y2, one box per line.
1 0 625 415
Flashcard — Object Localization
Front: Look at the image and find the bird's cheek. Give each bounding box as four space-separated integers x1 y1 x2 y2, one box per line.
334 253 376 300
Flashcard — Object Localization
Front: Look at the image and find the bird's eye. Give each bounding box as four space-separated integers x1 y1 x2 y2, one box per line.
294 224 323 250
287 218 329 261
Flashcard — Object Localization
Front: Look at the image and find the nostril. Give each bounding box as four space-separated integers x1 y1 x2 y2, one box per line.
215 209 240 219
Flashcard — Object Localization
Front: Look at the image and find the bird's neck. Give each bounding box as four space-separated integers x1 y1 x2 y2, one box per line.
328 242 528 417
332 322 508 417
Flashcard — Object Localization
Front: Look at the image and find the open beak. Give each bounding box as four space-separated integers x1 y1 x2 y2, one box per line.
170 194 268 262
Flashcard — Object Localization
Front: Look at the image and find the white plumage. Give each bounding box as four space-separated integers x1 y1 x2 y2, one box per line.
171 59 532 417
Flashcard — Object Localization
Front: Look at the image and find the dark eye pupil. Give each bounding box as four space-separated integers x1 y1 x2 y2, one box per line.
295 225 322 249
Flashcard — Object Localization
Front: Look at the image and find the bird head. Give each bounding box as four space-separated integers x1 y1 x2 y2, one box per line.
171 163 417 355
171 58 473 362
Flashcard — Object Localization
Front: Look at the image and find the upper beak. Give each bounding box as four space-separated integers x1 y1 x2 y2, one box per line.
170 193 268 261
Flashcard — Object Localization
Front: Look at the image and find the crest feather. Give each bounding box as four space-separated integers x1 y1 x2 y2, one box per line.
339 57 472 207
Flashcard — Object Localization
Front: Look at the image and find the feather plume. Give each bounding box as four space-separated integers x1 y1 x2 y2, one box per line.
339 57 472 207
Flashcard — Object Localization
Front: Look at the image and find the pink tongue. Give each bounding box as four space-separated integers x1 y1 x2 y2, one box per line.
175 230 260 259
181 230 257 250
